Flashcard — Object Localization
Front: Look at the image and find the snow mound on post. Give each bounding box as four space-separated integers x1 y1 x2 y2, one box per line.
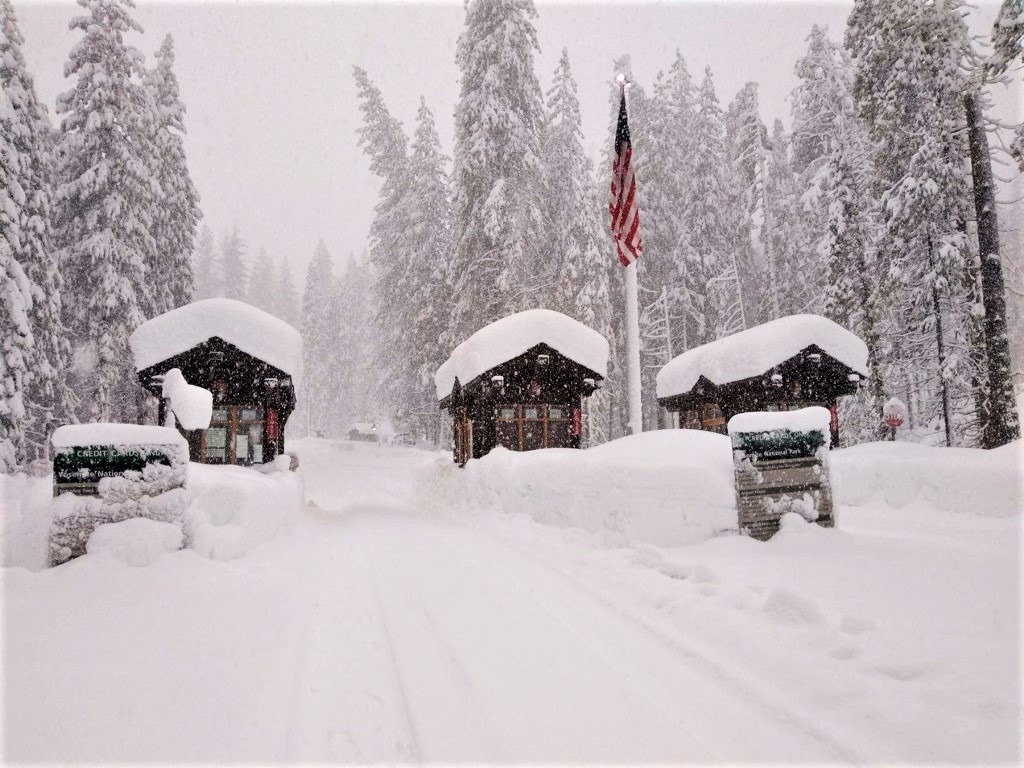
435 309 609 400
51 424 187 451
728 406 832 436
656 314 869 398
162 369 213 431
129 298 303 384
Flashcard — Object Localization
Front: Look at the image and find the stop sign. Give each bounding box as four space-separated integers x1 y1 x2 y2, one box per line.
883 397 907 430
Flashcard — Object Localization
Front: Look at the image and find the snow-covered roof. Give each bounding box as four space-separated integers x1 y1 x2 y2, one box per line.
435 309 609 400
656 314 869 399
52 424 188 449
130 299 303 384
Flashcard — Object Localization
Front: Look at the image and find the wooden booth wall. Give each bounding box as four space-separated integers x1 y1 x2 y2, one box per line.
442 343 600 465
659 346 860 446
137 336 296 466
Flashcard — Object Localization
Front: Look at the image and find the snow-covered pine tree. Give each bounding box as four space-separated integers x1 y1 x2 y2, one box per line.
725 82 770 329
351 66 411 422
54 0 157 422
847 0 979 445
401 97 453 439
763 119 822 319
688 67 736 345
1 82 33 471
274 256 300 328
219 227 248 302
1 0 76 458
192 224 219 300
448 0 546 345
300 240 335 435
540 50 614 442
143 34 200 313
247 247 277 315
990 0 1023 170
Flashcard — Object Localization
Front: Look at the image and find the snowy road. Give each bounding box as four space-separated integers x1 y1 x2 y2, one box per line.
4 438 1019 763
272 440 843 763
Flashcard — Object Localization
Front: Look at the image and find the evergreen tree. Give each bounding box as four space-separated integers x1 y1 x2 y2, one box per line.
688 67 736 344
402 97 453 437
54 0 156 422
219 226 248 302
847 0 978 445
192 224 219 299
274 256 300 328
143 34 200 313
247 247 277 315
352 66 411 419
1 81 33 470
725 82 770 328
301 240 335 435
449 0 546 343
1 0 76 457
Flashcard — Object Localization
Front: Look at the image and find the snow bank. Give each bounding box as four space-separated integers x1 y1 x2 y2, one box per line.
656 314 869 398
183 462 303 561
429 430 736 546
129 298 303 384
86 518 184 567
832 439 1022 517
435 309 609 399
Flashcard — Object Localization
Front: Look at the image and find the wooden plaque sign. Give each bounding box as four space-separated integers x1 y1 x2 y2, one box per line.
728 409 834 541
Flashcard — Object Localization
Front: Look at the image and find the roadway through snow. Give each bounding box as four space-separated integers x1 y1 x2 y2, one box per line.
283 439 846 763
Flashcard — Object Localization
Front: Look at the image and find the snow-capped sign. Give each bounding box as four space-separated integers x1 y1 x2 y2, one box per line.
883 397 908 429
656 314 869 399
129 299 303 385
435 310 609 400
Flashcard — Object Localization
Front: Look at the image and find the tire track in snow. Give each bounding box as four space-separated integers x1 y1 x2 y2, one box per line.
432 517 860 763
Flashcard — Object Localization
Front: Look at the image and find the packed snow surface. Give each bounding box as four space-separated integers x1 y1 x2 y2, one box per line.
657 313 870 398
161 368 213 430
435 309 609 399
51 423 187 449
129 298 303 383
2 437 1020 763
728 406 832 435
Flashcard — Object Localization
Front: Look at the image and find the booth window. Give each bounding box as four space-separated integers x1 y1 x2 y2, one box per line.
495 405 573 450
202 405 265 464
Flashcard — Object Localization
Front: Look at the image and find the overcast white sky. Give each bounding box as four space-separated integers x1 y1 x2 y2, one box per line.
15 0 1017 280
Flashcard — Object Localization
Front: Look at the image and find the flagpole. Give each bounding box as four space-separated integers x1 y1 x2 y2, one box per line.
625 259 643 435
618 76 643 436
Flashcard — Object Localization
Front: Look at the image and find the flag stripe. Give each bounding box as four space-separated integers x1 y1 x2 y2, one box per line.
608 91 641 267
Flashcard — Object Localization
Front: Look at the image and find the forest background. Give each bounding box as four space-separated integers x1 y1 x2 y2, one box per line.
2 0 1022 469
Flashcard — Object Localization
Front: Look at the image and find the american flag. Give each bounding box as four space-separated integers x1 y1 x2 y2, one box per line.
609 89 642 266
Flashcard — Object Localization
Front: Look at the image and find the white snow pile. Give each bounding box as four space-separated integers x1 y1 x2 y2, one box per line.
832 439 1021 517
728 405 832 436
427 430 737 546
182 461 303 561
86 518 184 567
2 459 303 570
435 309 609 399
51 423 188 450
161 368 213 430
656 314 869 398
130 298 303 384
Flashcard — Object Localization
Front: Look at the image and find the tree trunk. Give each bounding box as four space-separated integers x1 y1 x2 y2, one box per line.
964 90 1021 448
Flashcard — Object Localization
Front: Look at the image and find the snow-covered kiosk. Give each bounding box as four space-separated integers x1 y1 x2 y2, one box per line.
436 309 609 466
656 314 868 446
130 299 302 466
